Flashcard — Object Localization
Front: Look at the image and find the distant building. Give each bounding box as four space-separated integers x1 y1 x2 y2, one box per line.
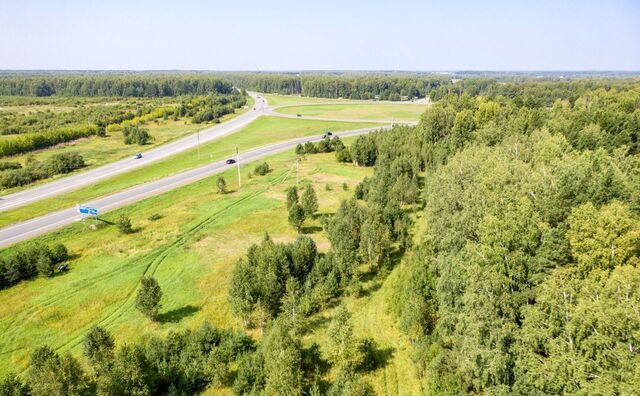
374 94 381 101
400 95 409 101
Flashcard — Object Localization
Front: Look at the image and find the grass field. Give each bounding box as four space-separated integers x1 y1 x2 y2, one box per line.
0 97 255 195
0 117 377 227
0 147 425 393
275 103 427 122
262 94 358 106
0 150 363 371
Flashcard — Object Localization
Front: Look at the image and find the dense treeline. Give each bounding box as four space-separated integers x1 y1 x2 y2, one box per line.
0 323 252 395
0 243 69 289
381 83 640 394
430 77 640 106
224 125 420 393
0 124 101 157
185 93 247 123
0 75 234 97
0 152 85 189
226 73 451 100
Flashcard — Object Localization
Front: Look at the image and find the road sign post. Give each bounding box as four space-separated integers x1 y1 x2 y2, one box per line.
77 205 99 218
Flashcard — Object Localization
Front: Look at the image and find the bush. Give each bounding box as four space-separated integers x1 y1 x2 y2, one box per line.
317 138 332 153
105 123 122 133
116 214 133 234
217 176 227 194
147 213 162 221
0 243 70 289
135 276 162 320
335 148 352 163
303 142 318 154
0 162 21 171
0 153 86 190
122 125 151 145
253 162 270 176
0 124 100 157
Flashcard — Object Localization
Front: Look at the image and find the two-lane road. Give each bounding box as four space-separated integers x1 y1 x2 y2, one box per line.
0 126 389 247
0 92 266 212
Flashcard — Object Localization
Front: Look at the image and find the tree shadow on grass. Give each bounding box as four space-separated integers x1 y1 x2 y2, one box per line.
364 345 396 372
158 305 200 324
302 225 323 234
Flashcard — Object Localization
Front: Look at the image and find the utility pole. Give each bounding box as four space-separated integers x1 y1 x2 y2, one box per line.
236 147 241 188
197 130 200 160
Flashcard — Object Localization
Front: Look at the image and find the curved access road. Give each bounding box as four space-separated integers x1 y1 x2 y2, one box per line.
0 92 266 212
0 125 390 247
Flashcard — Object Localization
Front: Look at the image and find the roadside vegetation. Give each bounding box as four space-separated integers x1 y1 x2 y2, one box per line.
1 75 640 395
0 78 248 191
0 117 376 227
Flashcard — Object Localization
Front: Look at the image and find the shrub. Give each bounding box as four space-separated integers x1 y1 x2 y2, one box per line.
0 124 100 157
147 213 162 221
0 162 21 171
122 125 150 145
254 162 270 176
0 153 85 190
135 276 162 320
303 142 318 154
335 148 352 163
217 176 227 194
116 214 133 234
0 243 70 289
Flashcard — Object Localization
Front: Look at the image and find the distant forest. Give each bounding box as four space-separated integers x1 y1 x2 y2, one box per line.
0 75 235 97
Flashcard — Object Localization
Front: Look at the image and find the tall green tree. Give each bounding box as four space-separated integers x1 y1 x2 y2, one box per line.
286 186 298 209
288 203 306 233
135 276 162 320
301 184 319 217
28 346 91 396
84 326 115 377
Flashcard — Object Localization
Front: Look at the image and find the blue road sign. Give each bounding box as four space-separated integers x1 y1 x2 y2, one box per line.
78 205 98 216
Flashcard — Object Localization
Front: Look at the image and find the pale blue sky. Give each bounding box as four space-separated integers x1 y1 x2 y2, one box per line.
1 0 638 70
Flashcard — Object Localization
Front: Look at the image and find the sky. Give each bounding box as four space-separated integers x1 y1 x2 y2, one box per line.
1 0 639 71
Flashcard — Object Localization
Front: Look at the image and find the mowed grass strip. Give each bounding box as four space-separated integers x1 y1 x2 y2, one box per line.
276 103 427 121
262 94 358 106
0 148 371 375
0 117 377 227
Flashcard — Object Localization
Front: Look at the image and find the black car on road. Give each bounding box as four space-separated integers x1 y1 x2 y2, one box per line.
226 158 236 164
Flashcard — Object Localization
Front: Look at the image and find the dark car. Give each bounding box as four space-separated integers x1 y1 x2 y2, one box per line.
326 131 333 136
226 158 236 164
134 153 143 159
297 114 302 117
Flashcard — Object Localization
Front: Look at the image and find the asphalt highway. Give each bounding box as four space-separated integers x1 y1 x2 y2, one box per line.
0 92 266 212
0 125 389 247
